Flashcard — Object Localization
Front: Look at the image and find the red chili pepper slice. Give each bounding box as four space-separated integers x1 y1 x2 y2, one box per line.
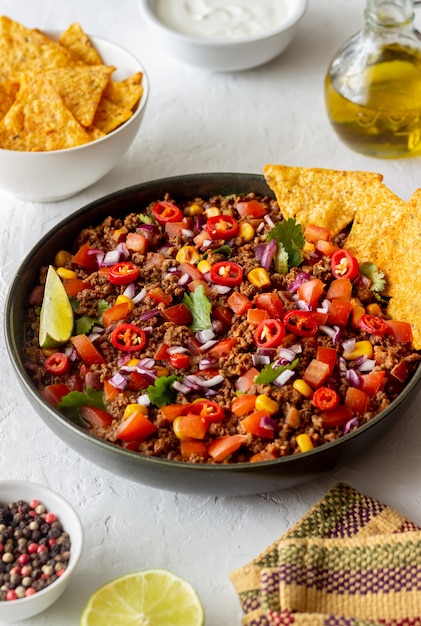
189 400 224 423
312 387 340 411
331 250 359 280
152 201 183 225
210 261 243 287
108 261 139 285
283 310 318 337
110 323 146 352
206 215 239 240
44 352 69 375
254 318 286 348
358 314 388 335
169 353 190 369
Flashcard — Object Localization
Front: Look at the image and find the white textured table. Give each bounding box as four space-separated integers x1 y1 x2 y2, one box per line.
1 1 421 624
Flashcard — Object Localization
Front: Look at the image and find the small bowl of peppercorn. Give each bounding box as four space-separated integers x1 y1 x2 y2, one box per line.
0 480 83 623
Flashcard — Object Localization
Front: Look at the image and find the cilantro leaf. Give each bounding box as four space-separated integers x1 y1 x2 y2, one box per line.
74 316 100 336
147 375 182 407
183 285 212 332
213 245 232 258
254 358 299 385
359 262 387 293
267 219 305 273
98 300 110 317
57 387 105 424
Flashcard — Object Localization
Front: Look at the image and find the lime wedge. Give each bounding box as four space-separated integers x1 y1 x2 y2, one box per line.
39 265 74 349
80 569 205 626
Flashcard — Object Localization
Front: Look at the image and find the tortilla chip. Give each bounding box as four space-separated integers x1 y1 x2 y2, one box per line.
92 97 132 134
263 164 383 237
84 125 106 141
0 16 75 81
0 77 19 119
45 64 114 127
0 71 91 151
58 22 102 65
103 72 143 111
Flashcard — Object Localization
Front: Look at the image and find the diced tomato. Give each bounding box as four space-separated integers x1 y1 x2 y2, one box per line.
169 353 190 369
240 410 275 439
102 302 132 328
116 410 157 442
178 262 203 282
41 383 71 408
254 292 284 319
146 287 172 306
154 342 170 360
207 434 247 462
249 450 278 462
173 414 208 440
188 279 211 296
315 240 339 257
304 224 331 243
227 291 252 315
145 252 165 268
385 320 413 343
160 403 190 423
211 306 233 330
72 243 98 269
359 370 386 397
310 311 328 326
326 278 352 301
127 371 150 391
321 405 353 428
207 338 237 358
236 199 267 218
247 308 269 325
80 406 114 428
344 387 370 414
126 232 147 254
165 221 187 238
303 359 331 388
70 334 105 365
297 278 324 309
180 440 208 460
327 299 352 326
235 367 259 392
316 346 337 375
231 394 257 417
390 360 412 383
63 278 90 296
104 379 120 402
162 303 193 326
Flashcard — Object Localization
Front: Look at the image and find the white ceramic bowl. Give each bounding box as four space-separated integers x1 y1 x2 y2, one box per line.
0 35 149 202
139 0 308 72
0 480 83 623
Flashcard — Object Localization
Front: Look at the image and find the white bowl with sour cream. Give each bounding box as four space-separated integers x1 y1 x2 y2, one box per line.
139 0 308 72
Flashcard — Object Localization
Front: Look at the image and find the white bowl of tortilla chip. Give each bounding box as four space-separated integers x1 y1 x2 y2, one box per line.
0 19 149 202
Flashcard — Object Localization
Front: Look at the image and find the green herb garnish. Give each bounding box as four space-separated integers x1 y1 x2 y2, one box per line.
58 387 105 424
254 358 299 385
213 245 232 258
267 218 305 273
147 375 182 407
183 285 212 332
359 262 387 293
74 316 100 336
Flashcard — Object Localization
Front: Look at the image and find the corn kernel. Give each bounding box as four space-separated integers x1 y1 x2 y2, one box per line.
204 207 221 218
123 403 148 419
112 226 128 242
303 242 315 255
351 305 365 328
155 366 170 377
54 250 72 267
293 379 313 398
185 203 204 216
366 303 383 317
351 297 363 308
56 267 77 280
343 340 373 360
197 259 212 274
247 267 271 288
296 433 314 452
127 358 140 367
239 222 255 242
255 394 279 415
176 245 200 264
115 294 135 312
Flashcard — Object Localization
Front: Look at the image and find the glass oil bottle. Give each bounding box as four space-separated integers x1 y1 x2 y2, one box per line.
325 0 421 158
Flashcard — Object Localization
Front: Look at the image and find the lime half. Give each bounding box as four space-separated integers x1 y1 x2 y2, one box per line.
39 265 74 349
80 569 205 626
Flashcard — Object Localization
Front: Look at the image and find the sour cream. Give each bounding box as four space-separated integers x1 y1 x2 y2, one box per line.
153 0 292 41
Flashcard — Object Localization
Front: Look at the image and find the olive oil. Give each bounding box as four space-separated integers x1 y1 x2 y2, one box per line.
325 46 421 158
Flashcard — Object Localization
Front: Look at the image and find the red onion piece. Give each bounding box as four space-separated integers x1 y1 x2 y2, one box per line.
102 249 121 266
319 324 341 344
123 283 135 299
184 374 224 388
178 273 191 286
166 346 188 355
278 347 298 362
252 354 271 367
116 242 129 259
356 358 376 372
260 239 277 271
264 214 275 228
138 309 161 321
196 328 215 344
343 417 359 434
109 372 128 391
342 338 356 354
289 272 311 293
137 394 151 406
132 287 147 303
273 369 295 387
345 368 361 387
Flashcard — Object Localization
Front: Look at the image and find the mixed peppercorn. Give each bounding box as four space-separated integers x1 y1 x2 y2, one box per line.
23 192 420 464
0 499 71 601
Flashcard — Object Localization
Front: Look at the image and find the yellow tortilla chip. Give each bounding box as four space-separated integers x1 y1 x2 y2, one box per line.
0 71 91 151
0 77 19 119
103 72 143 111
58 22 102 65
263 164 383 237
0 16 75 81
93 97 132 134
45 65 114 127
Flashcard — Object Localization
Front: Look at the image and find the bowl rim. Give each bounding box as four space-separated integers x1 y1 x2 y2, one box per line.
0 32 149 157
0 479 83 608
4 171 421 476
139 0 309 47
